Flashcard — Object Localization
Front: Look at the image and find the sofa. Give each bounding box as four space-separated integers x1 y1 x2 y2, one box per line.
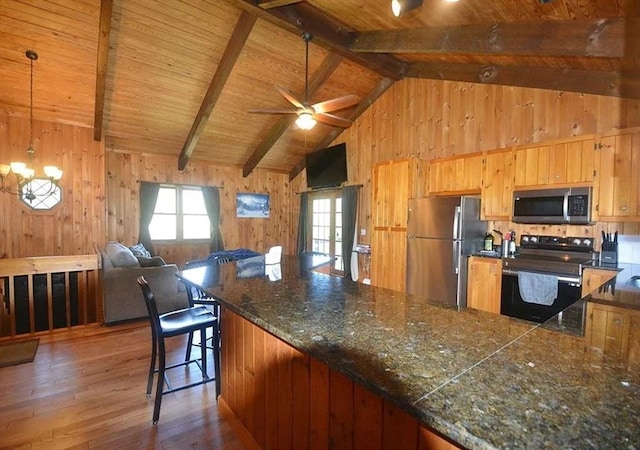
98 242 189 324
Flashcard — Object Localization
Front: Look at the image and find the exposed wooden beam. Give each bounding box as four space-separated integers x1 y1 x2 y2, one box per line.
289 77 396 181
257 0 304 9
405 62 640 99
227 0 405 80
243 53 344 177
351 18 631 58
93 0 113 141
178 11 256 171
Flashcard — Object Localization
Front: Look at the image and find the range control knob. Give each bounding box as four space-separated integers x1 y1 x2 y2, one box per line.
530 236 538 243
572 238 582 246
583 238 592 247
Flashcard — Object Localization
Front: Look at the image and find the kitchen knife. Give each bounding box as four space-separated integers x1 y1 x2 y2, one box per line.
602 231 607 251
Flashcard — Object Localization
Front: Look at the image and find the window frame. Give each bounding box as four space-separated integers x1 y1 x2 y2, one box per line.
149 184 211 245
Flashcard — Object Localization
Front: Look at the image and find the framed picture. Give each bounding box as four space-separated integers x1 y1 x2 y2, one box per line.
236 193 270 218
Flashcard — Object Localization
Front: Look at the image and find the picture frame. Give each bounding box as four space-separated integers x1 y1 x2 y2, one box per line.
236 193 270 218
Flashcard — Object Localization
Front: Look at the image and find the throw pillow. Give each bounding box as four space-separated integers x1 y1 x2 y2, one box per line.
129 243 152 258
137 256 166 267
105 241 140 267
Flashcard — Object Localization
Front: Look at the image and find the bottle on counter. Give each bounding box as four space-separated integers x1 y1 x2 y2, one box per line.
509 231 517 255
502 234 510 257
484 233 494 251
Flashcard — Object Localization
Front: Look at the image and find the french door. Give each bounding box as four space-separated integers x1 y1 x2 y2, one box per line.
308 191 343 275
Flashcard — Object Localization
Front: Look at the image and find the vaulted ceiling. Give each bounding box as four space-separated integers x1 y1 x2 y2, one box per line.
1 0 638 180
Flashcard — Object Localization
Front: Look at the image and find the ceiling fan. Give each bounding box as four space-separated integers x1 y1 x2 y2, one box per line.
249 32 359 130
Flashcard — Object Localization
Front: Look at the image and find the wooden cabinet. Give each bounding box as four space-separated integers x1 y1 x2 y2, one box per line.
581 268 618 298
585 301 640 367
514 136 595 187
428 153 483 195
371 229 407 292
481 148 514 219
466 256 502 314
594 128 640 221
371 158 419 291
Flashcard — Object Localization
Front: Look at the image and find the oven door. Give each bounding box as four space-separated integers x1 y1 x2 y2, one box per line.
500 269 582 323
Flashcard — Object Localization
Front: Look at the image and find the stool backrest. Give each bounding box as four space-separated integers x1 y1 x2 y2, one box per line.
137 276 162 337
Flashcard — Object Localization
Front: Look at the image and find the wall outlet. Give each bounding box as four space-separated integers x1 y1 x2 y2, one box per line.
360 228 366 236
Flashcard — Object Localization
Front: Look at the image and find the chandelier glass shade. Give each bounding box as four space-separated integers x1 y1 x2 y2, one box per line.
0 50 63 205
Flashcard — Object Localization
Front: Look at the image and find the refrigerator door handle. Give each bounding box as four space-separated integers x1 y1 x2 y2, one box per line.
452 206 461 240
453 240 460 274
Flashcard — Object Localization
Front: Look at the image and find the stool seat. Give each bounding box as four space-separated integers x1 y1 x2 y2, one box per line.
159 306 213 336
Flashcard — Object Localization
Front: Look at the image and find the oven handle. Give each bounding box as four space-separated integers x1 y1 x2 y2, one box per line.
502 268 581 285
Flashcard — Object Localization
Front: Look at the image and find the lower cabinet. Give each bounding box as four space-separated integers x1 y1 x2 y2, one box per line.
581 268 618 298
585 301 640 368
466 256 502 314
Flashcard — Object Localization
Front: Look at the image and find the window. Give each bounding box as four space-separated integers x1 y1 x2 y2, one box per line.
20 179 62 210
309 191 343 274
149 185 211 242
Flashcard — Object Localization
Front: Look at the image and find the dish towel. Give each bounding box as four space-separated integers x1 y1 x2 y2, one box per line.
518 272 558 306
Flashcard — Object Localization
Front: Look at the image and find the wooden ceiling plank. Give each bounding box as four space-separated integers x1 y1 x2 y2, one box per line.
177 10 257 171
351 18 629 58
243 52 344 177
227 0 404 80
288 77 396 181
93 0 113 141
405 62 638 99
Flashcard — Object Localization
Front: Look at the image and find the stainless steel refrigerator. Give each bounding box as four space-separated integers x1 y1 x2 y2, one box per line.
406 197 486 307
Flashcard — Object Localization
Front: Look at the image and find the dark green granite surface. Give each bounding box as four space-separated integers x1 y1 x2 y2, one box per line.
178 254 640 450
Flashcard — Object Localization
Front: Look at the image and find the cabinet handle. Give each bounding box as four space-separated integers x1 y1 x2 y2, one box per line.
620 206 628 211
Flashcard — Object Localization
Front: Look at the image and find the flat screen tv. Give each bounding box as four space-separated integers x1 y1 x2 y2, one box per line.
305 143 348 189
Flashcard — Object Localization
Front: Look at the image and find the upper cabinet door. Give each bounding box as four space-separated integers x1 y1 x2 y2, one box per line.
372 159 415 229
594 129 640 220
428 154 483 195
481 148 514 220
514 136 595 187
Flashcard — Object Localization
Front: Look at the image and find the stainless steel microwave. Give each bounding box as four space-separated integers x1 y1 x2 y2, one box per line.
512 187 592 224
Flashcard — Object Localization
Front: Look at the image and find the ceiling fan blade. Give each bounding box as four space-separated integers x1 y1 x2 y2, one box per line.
314 112 353 128
312 95 360 113
275 86 305 109
248 108 298 114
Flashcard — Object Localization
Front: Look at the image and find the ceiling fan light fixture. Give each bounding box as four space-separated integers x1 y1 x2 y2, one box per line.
391 0 423 17
296 112 316 130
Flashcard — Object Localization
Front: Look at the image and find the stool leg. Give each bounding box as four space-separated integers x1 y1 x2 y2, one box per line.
152 337 166 424
146 330 157 397
185 331 194 361
213 320 221 399
200 327 208 379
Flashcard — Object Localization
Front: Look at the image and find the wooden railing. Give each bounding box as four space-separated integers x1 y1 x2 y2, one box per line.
0 255 100 337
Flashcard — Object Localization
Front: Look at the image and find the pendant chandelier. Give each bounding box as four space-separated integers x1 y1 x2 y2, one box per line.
0 50 62 203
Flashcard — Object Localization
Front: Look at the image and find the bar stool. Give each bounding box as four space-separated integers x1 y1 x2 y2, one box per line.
137 276 221 424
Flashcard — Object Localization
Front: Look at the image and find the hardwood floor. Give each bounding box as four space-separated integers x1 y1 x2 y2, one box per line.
0 322 247 449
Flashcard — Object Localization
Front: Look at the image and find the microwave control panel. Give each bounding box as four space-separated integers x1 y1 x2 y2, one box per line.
567 194 589 216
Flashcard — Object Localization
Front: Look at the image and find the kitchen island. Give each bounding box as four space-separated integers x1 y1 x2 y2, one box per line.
178 254 640 450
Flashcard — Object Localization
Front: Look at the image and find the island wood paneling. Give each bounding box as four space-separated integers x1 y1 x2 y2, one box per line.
219 307 461 450
0 115 105 259
106 151 296 267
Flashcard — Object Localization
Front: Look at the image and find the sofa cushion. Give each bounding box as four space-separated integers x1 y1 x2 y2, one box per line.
129 243 152 258
105 241 140 267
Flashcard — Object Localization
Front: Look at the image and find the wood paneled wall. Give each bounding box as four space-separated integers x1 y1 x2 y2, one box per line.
0 115 105 258
106 151 296 267
333 79 640 244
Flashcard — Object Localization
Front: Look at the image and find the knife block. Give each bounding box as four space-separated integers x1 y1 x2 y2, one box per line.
600 247 618 265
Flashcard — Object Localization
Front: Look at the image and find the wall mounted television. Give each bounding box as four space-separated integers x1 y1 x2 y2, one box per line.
305 143 348 189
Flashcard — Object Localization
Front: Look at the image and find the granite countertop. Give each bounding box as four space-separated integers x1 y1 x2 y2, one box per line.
178 255 640 450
